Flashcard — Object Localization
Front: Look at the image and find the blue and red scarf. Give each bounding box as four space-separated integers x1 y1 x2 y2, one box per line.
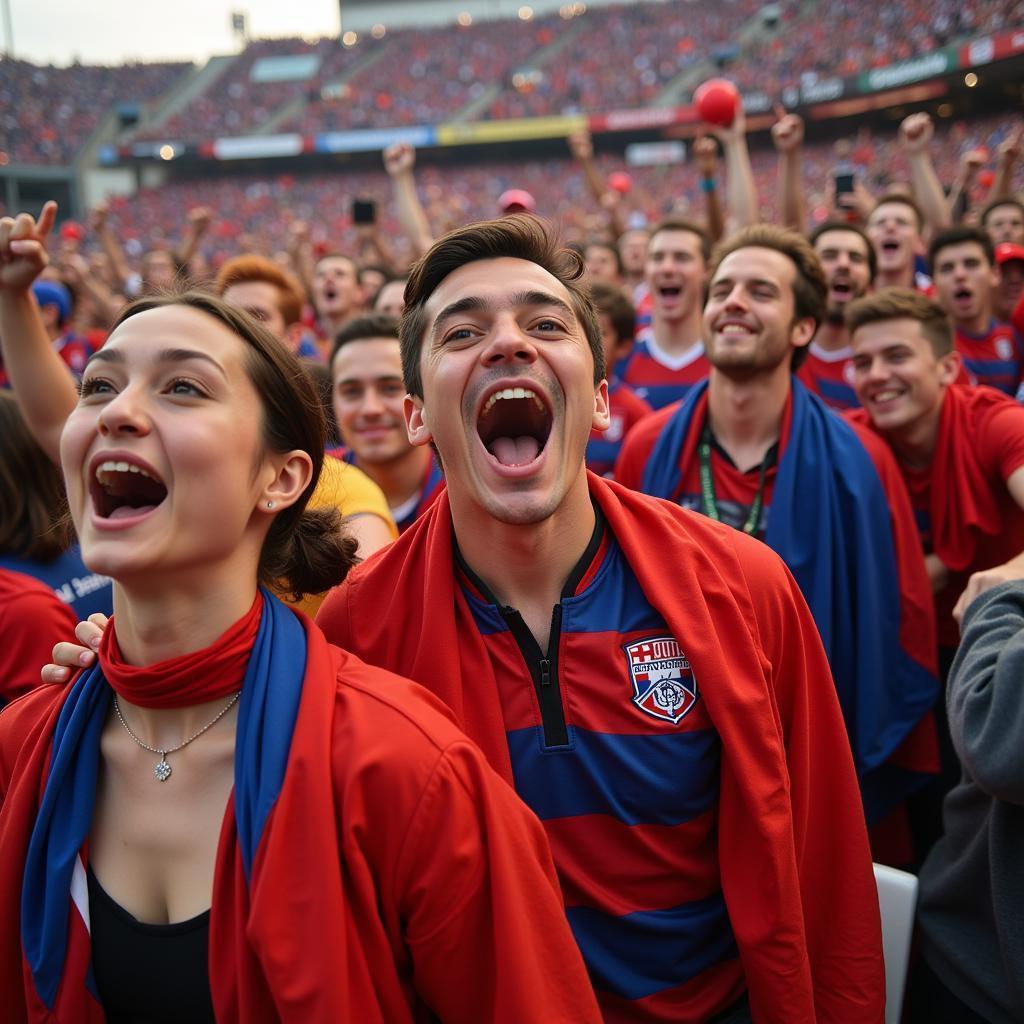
0 589 363 1022
640 378 939 822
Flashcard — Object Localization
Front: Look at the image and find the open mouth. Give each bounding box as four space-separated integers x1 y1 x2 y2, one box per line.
477 386 552 467
954 288 973 302
658 286 682 300
831 281 853 298
91 460 168 520
881 241 900 255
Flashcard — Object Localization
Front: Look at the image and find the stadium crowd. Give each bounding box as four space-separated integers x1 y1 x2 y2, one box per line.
5 0 1024 161
0 58 189 165
2 2 1024 1021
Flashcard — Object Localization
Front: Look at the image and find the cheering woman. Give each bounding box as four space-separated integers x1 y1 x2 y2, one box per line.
0 207 599 1023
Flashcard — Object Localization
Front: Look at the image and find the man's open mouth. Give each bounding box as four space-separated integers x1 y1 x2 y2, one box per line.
91 460 168 520
658 286 682 300
954 288 973 302
477 386 553 467
881 241 900 255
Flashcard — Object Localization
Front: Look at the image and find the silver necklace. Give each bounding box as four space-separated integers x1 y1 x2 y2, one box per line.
112 691 241 782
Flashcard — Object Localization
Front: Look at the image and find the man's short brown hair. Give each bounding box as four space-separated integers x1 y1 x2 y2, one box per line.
868 193 925 233
648 219 711 263
400 215 603 398
845 287 954 357
214 255 306 327
927 225 995 274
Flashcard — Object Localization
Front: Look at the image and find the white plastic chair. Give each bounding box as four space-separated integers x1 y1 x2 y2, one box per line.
873 862 918 1024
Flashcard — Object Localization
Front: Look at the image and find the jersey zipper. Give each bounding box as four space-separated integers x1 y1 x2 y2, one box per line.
500 603 569 748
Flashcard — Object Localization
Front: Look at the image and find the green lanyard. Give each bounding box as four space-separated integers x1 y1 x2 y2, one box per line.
698 423 775 536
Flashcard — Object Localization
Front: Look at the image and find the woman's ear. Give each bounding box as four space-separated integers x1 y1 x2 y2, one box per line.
259 450 313 513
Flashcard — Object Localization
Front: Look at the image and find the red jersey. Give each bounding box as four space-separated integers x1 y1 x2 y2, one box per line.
0 568 78 706
850 386 1024 647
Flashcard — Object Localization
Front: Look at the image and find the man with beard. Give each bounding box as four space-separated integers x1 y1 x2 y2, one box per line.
616 225 939 846
980 197 1024 248
796 222 876 410
930 226 1024 395
615 221 710 409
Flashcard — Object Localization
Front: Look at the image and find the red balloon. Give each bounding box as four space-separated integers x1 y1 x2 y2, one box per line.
694 78 740 128
978 169 996 189
608 171 633 194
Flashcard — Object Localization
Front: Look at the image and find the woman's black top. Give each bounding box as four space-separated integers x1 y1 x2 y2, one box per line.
87 865 216 1024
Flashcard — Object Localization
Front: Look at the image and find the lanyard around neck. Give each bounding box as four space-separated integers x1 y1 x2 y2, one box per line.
697 422 775 536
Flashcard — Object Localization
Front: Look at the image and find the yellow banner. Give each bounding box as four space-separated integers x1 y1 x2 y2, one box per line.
436 115 587 146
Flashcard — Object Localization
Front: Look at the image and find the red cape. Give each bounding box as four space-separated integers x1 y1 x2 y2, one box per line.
0 617 599 1023
849 385 1024 573
317 475 885 1023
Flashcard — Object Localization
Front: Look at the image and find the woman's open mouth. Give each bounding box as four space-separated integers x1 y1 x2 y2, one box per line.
90 459 168 522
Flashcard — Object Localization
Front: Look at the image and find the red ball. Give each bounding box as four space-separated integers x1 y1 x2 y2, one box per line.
608 171 633 194
694 78 740 128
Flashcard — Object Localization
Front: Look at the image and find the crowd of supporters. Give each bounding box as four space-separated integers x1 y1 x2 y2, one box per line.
74 110 1018 272
4 2 1024 1018
4 0 1023 165
0 58 189 165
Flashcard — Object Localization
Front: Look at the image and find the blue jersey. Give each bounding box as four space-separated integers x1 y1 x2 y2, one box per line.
0 546 112 621
454 515 745 1020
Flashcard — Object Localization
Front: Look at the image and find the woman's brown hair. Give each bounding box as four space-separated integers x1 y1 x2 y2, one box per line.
109 291 357 598
0 393 71 561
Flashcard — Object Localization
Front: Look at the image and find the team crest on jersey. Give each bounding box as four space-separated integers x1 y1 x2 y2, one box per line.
996 337 1013 360
623 636 699 724
843 361 857 385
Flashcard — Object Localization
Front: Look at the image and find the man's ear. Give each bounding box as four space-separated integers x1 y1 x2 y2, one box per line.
405 394 433 447
791 316 816 351
592 379 611 433
937 349 962 387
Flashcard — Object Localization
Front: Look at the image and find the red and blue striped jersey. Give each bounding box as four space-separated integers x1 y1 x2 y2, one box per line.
615 328 709 411
454 520 746 1022
587 381 653 478
796 342 860 411
954 320 1024 396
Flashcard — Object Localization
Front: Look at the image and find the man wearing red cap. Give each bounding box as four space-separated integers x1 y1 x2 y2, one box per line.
995 242 1024 332
498 189 536 215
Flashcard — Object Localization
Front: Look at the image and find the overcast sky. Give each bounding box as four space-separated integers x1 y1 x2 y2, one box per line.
5 0 343 66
